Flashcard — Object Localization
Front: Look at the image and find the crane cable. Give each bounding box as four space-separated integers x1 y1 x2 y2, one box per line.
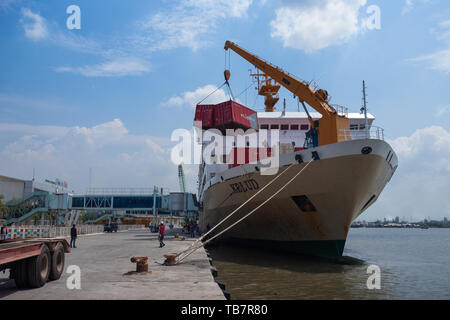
225 81 235 101
173 158 315 265
196 81 227 106
174 156 295 260
224 50 235 101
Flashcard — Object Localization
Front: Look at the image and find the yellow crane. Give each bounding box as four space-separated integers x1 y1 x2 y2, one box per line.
224 40 349 147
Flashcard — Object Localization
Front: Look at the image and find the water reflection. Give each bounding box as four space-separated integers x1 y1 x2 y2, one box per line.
207 243 392 300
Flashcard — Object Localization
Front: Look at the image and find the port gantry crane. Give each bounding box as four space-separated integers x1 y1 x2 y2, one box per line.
178 164 186 193
224 40 350 147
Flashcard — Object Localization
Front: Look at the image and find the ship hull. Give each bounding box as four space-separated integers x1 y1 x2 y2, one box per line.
199 139 397 258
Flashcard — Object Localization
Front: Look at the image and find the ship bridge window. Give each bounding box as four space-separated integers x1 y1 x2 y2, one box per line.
300 124 309 131
281 124 289 130
260 124 269 130
270 124 279 129
290 124 299 130
350 124 358 130
360 124 366 130
292 195 317 212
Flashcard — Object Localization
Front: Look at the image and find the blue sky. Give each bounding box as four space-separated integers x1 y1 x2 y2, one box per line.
0 0 449 221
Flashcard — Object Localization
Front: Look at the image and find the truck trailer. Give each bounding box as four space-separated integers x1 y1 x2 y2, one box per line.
0 238 70 288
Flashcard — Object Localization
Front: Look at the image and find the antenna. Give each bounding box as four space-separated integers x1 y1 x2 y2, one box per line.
362 81 369 139
282 98 286 116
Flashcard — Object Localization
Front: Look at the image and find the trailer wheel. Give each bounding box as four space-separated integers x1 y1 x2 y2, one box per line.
13 259 29 289
49 243 65 281
27 245 51 288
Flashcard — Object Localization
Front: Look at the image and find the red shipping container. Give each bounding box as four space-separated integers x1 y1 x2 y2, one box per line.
214 102 225 126
195 100 256 130
195 104 215 128
218 100 256 130
203 105 215 128
194 105 203 122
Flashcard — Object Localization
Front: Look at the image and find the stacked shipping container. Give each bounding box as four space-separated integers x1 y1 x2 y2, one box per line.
194 100 256 131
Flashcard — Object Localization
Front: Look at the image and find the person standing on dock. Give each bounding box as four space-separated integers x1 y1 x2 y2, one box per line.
159 221 165 248
195 223 200 237
70 224 77 248
1 223 7 240
190 222 196 238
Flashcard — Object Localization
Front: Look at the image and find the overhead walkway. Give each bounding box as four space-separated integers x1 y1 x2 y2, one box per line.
2 190 198 225
70 195 165 211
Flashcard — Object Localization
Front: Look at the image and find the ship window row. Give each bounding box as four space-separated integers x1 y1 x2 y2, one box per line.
260 124 310 130
350 124 367 130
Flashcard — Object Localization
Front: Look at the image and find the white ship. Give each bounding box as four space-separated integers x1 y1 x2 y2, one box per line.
195 42 398 258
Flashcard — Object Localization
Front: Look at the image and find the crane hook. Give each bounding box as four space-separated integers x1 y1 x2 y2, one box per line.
224 69 231 82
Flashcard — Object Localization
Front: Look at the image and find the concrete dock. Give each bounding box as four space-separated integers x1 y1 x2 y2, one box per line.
0 228 226 300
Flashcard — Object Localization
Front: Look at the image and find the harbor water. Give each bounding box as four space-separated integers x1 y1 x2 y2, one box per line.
208 228 450 300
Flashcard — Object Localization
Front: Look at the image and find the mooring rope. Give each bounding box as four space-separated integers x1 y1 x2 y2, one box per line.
174 158 315 265
175 155 295 258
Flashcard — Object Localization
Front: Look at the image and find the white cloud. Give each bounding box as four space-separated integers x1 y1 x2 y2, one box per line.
19 1 251 76
435 105 450 117
184 0 253 19
409 49 450 74
162 84 229 108
0 92 77 113
18 8 150 77
20 7 103 55
20 7 104 56
409 19 450 74
402 0 414 15
55 58 151 77
0 119 197 193
21 8 48 41
402 0 431 15
51 32 104 56
0 0 17 11
140 0 253 51
365 126 450 221
0 123 69 137
270 0 367 53
434 20 450 41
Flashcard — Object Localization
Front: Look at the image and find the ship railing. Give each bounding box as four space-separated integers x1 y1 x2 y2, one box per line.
338 126 385 141
332 104 349 117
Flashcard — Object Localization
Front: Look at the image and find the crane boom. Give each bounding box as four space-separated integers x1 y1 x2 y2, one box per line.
224 40 349 147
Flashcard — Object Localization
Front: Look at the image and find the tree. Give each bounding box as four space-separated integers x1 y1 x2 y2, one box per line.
0 194 6 219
